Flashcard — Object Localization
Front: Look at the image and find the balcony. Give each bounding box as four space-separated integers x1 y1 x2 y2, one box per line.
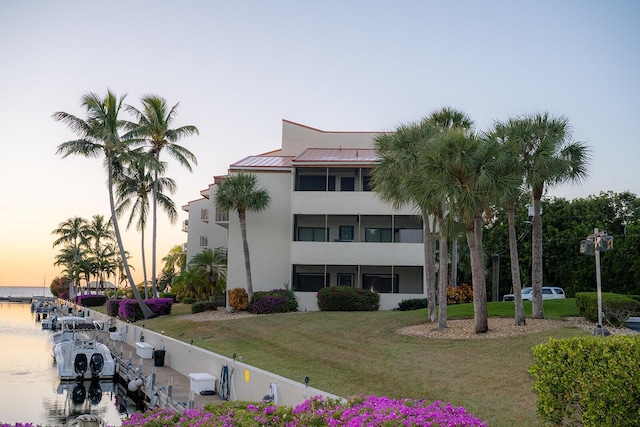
290 241 423 266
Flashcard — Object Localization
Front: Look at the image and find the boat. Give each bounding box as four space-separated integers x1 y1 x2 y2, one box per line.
53 331 116 381
49 316 96 354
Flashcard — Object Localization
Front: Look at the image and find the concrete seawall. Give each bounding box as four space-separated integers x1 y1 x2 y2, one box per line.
84 305 340 408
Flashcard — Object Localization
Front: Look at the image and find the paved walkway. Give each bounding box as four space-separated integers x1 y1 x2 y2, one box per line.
104 331 221 411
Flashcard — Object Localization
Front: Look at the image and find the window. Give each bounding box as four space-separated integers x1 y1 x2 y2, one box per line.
337 273 354 286
215 208 229 222
362 173 372 191
298 227 327 242
296 175 335 191
295 273 329 292
199 236 208 247
340 177 355 191
201 209 209 222
363 274 398 293
339 226 354 241
365 228 393 242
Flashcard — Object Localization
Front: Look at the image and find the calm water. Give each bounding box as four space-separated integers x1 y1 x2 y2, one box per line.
0 287 126 426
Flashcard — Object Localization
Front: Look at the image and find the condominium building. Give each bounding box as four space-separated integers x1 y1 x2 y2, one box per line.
182 120 426 311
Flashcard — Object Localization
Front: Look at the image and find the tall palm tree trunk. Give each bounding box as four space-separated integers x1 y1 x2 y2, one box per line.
423 213 437 323
238 209 254 301
531 193 544 319
468 212 488 333
437 219 448 330
108 163 153 319
507 206 526 326
141 228 149 299
449 237 458 288
151 170 159 298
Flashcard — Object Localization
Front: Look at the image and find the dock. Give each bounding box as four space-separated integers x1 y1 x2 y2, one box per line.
104 332 221 411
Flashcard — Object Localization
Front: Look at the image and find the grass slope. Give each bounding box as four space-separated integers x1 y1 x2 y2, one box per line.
140 299 585 427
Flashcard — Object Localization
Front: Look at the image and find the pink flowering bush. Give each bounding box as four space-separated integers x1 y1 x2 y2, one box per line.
119 395 486 427
113 298 174 321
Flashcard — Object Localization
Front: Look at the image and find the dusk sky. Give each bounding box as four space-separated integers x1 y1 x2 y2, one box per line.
1 1 638 287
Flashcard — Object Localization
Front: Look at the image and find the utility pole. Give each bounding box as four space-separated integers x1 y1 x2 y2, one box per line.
580 228 614 336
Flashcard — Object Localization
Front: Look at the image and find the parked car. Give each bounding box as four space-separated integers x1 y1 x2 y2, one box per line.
502 287 565 302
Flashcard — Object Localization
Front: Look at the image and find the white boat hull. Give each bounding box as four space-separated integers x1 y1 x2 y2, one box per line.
53 339 116 381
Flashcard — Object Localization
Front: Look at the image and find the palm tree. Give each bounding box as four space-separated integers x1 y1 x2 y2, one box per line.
372 120 440 323
172 266 209 301
162 244 187 276
425 107 475 330
115 155 176 298
215 173 270 301
189 248 228 301
487 119 529 325
52 216 90 299
519 113 591 319
126 95 198 299
85 214 115 292
53 90 154 319
425 129 520 333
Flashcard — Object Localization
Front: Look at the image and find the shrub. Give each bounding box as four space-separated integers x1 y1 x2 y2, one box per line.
76 294 107 307
576 292 640 326
248 288 298 314
530 335 640 427
105 299 122 317
114 298 173 321
159 292 177 302
192 301 216 313
180 296 196 304
118 299 144 322
145 298 174 316
121 395 487 426
447 283 474 304
397 298 427 311
317 286 380 311
228 288 249 311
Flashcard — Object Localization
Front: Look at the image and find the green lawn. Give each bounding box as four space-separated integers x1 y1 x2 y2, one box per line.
134 298 586 427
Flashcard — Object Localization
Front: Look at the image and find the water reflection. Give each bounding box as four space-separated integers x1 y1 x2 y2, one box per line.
0 302 126 426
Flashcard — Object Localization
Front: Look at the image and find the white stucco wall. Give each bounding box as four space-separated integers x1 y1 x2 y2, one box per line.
226 171 293 293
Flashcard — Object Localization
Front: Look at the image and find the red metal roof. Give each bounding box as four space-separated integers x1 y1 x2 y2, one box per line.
293 148 378 164
230 155 295 169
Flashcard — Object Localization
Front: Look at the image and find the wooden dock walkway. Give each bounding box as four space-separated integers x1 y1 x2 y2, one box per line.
102 330 221 412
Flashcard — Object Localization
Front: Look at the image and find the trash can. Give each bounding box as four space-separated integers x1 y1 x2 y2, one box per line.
153 349 166 367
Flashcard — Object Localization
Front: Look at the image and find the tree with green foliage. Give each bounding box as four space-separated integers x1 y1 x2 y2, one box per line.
425 130 520 333
51 216 90 299
372 120 439 322
126 95 198 299
518 113 591 319
189 247 228 300
115 155 175 298
215 173 270 301
54 90 153 319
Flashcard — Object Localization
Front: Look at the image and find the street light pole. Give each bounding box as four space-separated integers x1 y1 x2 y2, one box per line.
580 227 613 336
594 228 604 331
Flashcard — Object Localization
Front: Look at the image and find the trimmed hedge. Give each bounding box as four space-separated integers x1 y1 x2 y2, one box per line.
397 298 427 311
192 301 216 313
106 299 121 317
76 294 107 307
110 298 174 321
317 286 380 311
530 335 640 426
248 289 298 314
576 292 640 326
